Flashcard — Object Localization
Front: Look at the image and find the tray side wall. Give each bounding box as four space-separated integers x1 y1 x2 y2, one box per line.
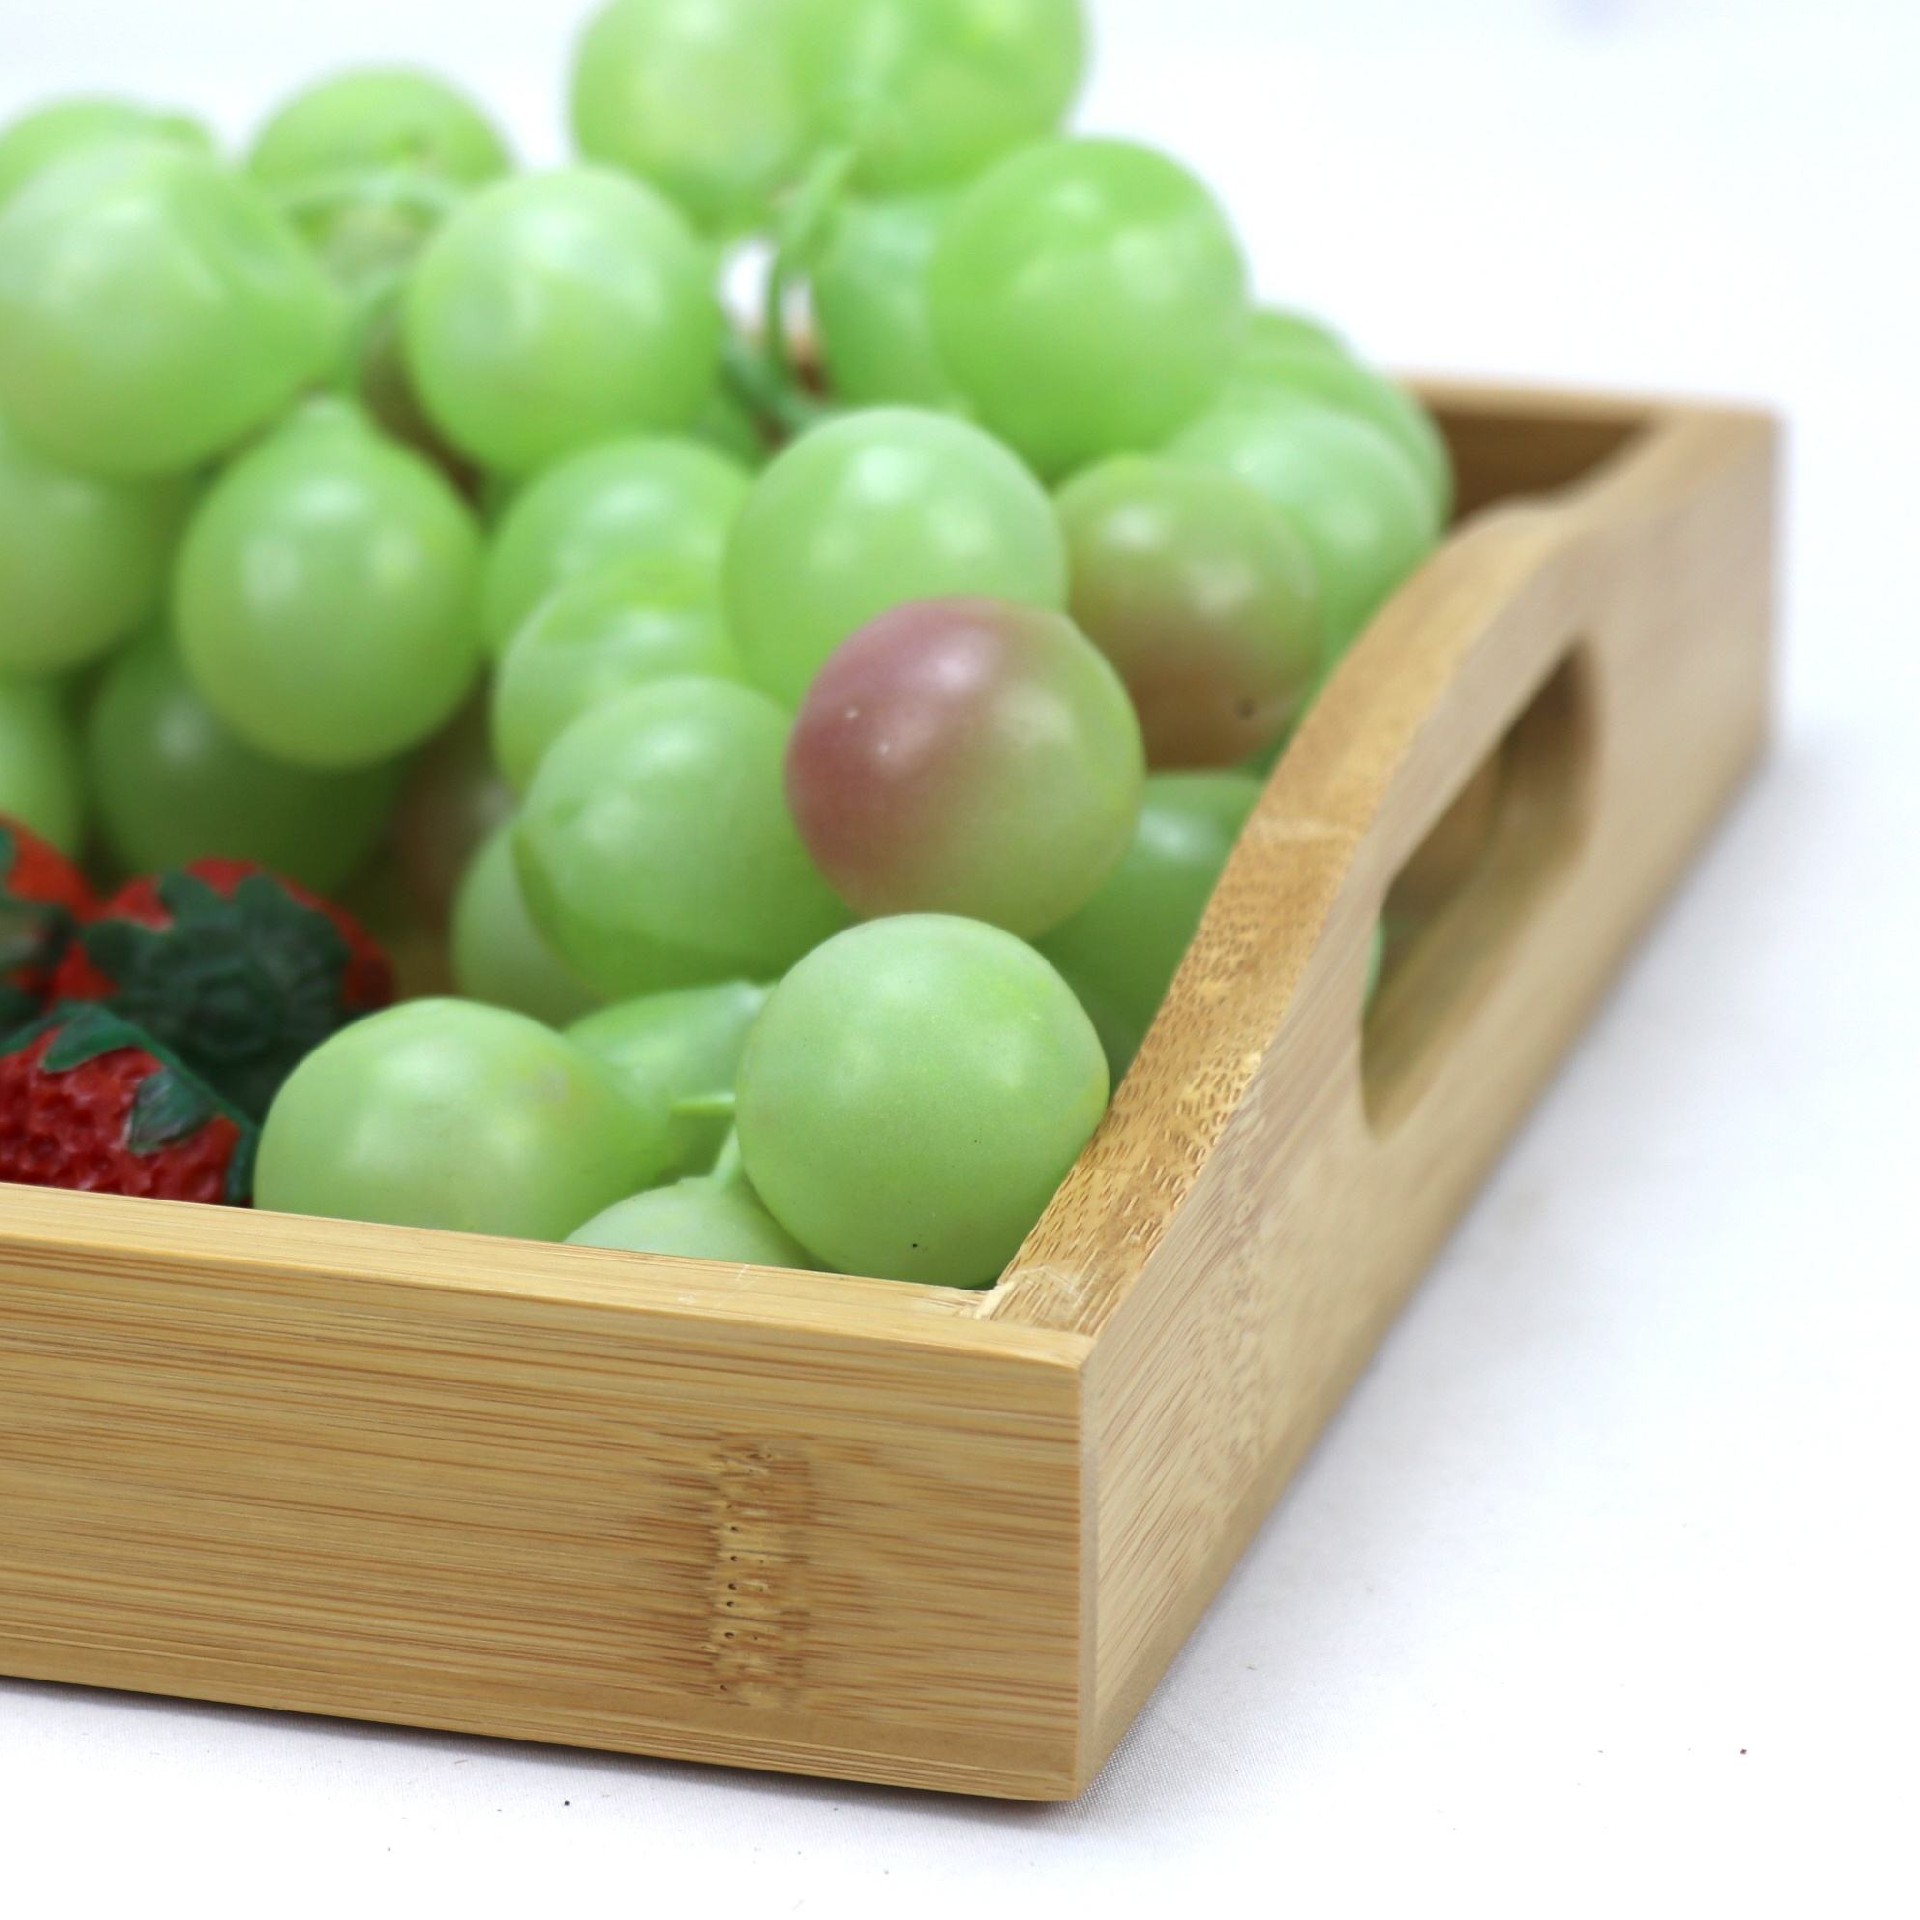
0 1215 1089 1798
0 389 1778 1805
1066 409 1778 1778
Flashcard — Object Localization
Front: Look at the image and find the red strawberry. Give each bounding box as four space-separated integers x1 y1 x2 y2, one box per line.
0 1007 257 1206
50 859 395 1120
2 816 95 1033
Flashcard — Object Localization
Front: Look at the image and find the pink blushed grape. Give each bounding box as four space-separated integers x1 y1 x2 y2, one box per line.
1056 457 1323 770
786 597 1144 939
1172 388 1440 662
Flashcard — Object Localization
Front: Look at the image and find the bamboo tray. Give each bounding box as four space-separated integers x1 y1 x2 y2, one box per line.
0 380 1777 1801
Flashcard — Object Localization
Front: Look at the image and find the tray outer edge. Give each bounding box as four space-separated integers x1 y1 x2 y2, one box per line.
1043 398 1779 1785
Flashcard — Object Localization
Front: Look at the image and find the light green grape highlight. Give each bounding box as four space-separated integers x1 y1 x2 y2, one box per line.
256 999 672 1241
0 413 190 677
450 823 605 1029
0 671 85 853
0 145 340 477
725 407 1067 705
737 916 1110 1287
492 558 741 792
175 400 483 769
86 628 401 894
515 676 849 997
481 435 753 656
404 167 722 477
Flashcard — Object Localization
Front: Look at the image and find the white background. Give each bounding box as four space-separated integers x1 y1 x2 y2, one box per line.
3 1 1917 1912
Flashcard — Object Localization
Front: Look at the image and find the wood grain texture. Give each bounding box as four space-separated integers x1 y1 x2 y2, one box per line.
0 1191 1090 1798
997 392 1777 1778
0 385 1777 1798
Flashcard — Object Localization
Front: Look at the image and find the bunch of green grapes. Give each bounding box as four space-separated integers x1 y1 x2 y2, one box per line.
2 2 1450 1286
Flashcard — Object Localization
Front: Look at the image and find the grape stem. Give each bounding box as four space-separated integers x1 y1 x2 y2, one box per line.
329 270 408 403
762 144 859 387
708 1128 749 1194
269 166 466 228
721 334 829 441
720 143 862 446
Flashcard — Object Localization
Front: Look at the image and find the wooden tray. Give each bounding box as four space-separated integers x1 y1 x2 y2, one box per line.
0 381 1778 1800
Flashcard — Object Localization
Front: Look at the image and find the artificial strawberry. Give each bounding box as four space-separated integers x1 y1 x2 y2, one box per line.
1 816 95 1034
50 859 395 1121
0 1006 257 1206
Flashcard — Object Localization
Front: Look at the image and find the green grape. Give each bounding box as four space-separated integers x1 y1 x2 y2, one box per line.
811 194 962 409
0 144 339 478
248 171 472 485
1039 771 1261 1076
1229 341 1454 523
85 627 401 893
299 189 447 311
737 915 1108 1287
350 297 483 490
792 0 1088 193
0 412 191 676
516 677 849 998
0 672 84 853
492 558 740 792
0 98 212 211
569 1177 812 1266
725 407 1066 705
1055 457 1322 770
175 400 483 769
481 435 752 656
249 69 511 196
256 998 671 1240
390 695 516 926
1172 389 1440 661
571 0 808 233
404 168 722 477
450 823 604 1028
570 981 770 1180
787 597 1143 937
931 139 1250 480
1242 306 1349 370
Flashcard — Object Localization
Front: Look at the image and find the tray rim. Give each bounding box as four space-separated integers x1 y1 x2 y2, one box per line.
0 376 1781 1801
0 377 1772 1371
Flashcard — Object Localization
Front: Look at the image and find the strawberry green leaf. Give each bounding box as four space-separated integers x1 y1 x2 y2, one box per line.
81 868 358 1119
41 1005 160 1073
126 1063 221 1154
